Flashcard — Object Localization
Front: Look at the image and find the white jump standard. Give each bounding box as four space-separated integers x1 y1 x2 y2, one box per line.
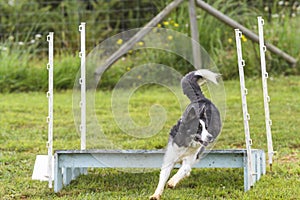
32 32 54 189
257 16 274 169
46 32 54 189
79 22 87 151
235 28 255 188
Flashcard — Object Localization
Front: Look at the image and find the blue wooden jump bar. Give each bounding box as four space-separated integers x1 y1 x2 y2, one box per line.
54 149 266 193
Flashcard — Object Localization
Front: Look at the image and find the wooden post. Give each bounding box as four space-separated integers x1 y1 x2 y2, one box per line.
94 0 185 80
196 0 297 66
188 0 202 69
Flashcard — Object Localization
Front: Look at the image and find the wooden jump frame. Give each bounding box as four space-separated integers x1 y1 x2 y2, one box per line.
31 0 285 194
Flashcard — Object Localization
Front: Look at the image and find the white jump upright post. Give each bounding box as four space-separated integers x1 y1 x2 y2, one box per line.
31 33 55 185
257 16 274 169
47 32 54 188
79 22 86 150
235 29 254 189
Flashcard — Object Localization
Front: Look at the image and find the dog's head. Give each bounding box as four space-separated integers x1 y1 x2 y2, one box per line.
193 119 214 146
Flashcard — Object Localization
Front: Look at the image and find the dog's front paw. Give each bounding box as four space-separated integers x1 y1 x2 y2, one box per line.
149 194 160 200
167 180 176 189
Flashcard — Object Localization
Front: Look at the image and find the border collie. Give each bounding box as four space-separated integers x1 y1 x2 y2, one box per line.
150 69 222 200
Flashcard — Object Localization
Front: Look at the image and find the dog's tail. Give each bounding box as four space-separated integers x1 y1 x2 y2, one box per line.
195 69 220 85
181 69 220 102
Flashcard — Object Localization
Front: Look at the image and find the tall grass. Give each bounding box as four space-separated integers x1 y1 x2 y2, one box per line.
0 46 79 92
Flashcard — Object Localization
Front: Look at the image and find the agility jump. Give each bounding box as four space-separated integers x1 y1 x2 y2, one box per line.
33 22 267 195
31 0 282 196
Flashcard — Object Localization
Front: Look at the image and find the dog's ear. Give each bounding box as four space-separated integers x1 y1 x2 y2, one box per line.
180 107 199 136
184 107 197 124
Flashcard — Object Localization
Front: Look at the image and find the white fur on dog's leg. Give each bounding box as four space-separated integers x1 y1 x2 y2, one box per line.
167 159 193 189
150 144 178 199
149 194 160 200
150 163 173 199
166 179 176 189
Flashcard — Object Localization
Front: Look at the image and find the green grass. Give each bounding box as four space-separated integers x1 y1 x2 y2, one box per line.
0 76 300 199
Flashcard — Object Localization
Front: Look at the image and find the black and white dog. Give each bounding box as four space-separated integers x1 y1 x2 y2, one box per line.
150 69 222 200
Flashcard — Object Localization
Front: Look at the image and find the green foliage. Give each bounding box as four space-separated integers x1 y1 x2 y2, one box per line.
0 47 79 92
0 39 43 92
0 0 51 41
0 0 299 92
0 77 299 199
0 0 157 51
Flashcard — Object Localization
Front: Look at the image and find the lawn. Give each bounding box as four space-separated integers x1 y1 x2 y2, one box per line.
0 76 299 199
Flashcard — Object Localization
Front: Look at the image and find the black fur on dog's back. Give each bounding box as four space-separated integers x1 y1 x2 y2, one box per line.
169 71 221 147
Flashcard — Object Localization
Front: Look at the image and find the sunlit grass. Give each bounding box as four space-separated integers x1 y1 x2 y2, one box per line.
0 76 299 199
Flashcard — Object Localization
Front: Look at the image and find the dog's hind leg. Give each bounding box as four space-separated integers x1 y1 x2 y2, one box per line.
167 155 196 189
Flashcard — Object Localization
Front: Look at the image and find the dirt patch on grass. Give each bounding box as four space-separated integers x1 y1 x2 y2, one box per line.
277 151 300 164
